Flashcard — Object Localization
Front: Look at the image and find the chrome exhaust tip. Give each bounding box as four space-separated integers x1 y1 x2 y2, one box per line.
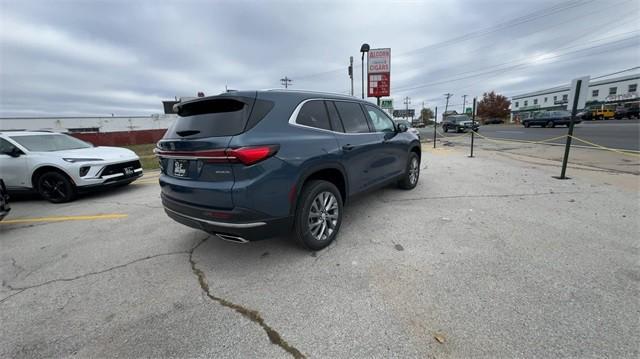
216 234 249 243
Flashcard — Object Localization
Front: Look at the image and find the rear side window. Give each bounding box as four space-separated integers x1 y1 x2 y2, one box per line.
296 101 331 130
325 101 344 132
334 101 370 133
166 97 272 139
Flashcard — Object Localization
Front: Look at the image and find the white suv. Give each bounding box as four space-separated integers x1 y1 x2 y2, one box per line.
0 131 143 203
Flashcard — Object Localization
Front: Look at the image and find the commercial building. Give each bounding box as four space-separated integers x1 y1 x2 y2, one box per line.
510 73 639 120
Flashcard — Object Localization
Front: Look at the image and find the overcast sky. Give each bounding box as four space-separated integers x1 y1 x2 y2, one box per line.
1 0 639 117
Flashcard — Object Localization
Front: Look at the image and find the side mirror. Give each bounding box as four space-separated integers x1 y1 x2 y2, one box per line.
6 147 22 158
397 123 408 133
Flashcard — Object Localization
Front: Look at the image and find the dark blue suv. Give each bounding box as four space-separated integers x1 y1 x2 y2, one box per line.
157 90 421 250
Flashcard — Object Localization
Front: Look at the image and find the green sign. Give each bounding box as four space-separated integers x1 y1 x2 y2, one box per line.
465 107 472 114
381 98 393 109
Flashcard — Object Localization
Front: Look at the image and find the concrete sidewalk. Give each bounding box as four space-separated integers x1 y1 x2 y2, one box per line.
1 146 638 358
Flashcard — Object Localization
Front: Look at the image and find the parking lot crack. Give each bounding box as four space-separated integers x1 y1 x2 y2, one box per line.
0 251 190 305
189 237 306 359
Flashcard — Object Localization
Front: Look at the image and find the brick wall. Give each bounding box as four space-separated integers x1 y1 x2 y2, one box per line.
69 129 166 146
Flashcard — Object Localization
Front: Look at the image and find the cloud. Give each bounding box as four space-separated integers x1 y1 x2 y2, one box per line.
0 0 638 117
0 16 138 67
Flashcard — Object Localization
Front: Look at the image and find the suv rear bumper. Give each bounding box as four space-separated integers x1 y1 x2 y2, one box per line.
161 194 292 242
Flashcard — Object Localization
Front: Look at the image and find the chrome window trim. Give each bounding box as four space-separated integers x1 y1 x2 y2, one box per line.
287 98 391 136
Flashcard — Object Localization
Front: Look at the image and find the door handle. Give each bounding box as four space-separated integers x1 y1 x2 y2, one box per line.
342 144 355 151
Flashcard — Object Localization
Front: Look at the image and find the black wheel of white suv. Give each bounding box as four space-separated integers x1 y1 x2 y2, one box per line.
398 152 420 190
37 171 76 203
294 180 343 251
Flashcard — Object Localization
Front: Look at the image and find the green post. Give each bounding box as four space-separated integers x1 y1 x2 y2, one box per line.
558 80 582 179
433 106 438 149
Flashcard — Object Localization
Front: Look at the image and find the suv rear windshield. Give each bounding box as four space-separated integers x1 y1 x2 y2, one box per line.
165 97 273 139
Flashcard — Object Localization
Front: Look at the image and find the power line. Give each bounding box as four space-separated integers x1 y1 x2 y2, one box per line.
391 34 639 93
591 66 640 80
293 0 595 80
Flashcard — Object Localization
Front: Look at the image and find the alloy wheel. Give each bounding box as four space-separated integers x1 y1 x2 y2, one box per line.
40 175 68 201
409 157 419 185
308 191 339 241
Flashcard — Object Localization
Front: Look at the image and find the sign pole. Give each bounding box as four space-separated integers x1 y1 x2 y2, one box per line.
433 106 438 149
377 97 380 106
558 79 582 179
469 98 476 158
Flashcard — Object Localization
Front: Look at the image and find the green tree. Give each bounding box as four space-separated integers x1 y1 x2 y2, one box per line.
477 91 511 119
420 108 435 126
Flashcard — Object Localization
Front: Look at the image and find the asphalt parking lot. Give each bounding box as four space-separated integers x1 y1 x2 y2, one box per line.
1 148 638 358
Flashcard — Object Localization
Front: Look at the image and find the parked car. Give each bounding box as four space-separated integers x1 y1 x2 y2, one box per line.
523 110 580 128
156 90 422 250
395 119 421 139
483 117 505 124
614 105 639 119
0 131 143 203
0 179 10 221
591 107 615 120
442 115 479 133
577 110 593 121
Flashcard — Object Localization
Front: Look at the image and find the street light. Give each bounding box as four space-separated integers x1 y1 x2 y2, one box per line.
360 43 370 99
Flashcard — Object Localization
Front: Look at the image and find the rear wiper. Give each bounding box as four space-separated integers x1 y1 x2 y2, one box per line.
176 130 200 137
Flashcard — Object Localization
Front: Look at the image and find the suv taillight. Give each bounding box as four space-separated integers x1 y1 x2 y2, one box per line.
226 145 279 165
155 145 279 166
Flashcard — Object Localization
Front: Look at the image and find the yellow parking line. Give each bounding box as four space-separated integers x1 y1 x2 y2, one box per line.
1 214 128 225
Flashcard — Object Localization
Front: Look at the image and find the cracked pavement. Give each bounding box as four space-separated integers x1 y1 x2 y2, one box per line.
1 149 639 358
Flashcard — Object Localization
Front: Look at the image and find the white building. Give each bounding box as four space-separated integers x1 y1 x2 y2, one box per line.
510 73 639 119
0 114 176 133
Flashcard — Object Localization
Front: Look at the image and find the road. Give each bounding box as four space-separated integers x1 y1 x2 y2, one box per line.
419 120 640 151
2 152 638 358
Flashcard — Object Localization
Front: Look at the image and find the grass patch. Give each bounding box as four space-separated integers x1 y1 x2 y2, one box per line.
122 143 159 170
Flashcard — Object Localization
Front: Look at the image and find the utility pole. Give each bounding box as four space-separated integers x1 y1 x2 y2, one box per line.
444 93 453 120
461 94 467 114
348 56 354 96
280 76 292 89
403 96 411 120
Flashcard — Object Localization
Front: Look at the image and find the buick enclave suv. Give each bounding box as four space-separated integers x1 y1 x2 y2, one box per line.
157 90 421 250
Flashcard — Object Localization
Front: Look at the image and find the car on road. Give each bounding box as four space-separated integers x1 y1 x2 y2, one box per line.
523 110 580 128
483 117 505 124
442 114 479 133
0 131 143 203
394 119 421 139
614 105 639 119
156 90 422 250
0 179 10 221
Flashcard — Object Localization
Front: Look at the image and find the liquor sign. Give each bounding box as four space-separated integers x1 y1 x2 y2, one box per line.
368 48 390 97
380 98 393 109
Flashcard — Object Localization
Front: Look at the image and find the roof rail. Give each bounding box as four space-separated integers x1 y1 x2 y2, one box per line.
262 88 356 98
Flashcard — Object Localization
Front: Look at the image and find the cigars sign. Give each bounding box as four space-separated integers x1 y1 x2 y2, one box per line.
367 48 390 98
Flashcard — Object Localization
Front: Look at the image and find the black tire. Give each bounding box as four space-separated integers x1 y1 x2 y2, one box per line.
398 152 420 190
293 180 343 251
546 121 555 128
37 171 76 203
524 122 530 128
443 126 448 133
